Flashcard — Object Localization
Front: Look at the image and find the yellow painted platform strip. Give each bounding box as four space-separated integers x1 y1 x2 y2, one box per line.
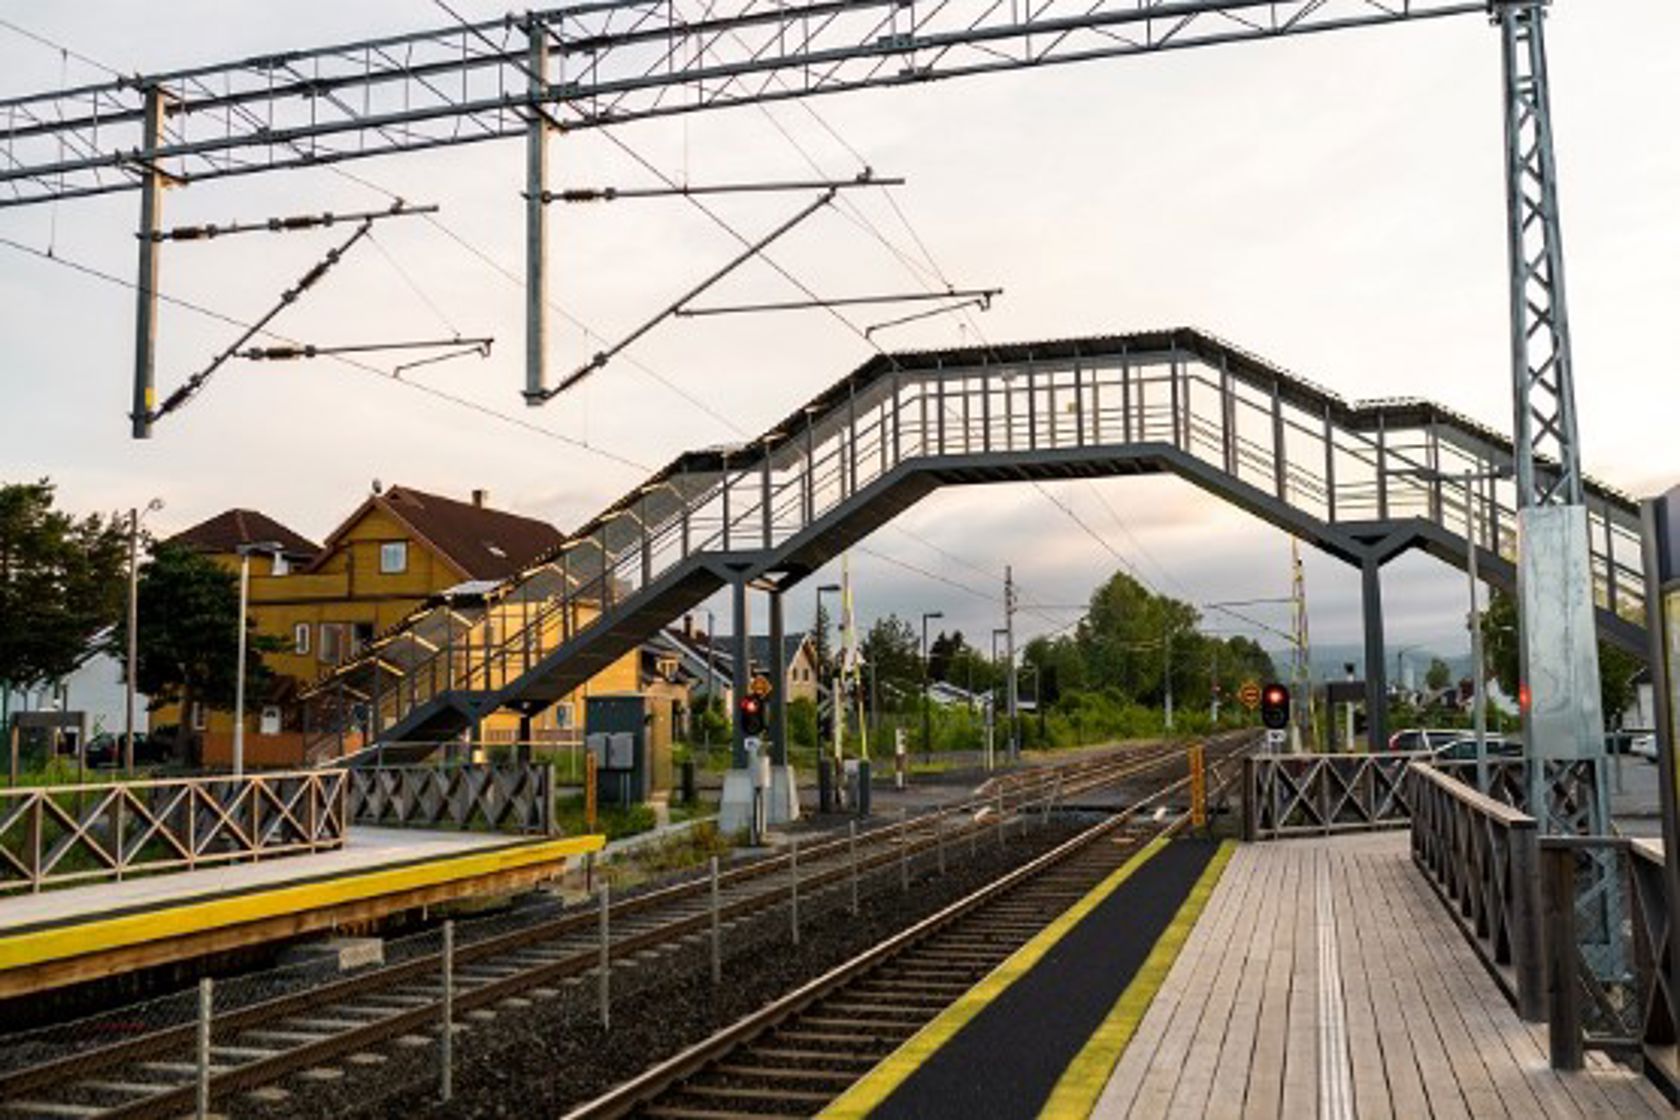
0 833 604 972
1038 839 1237 1120
819 834 1173 1120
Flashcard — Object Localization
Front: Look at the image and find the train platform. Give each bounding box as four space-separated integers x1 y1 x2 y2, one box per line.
823 831 1671 1119
0 826 603 999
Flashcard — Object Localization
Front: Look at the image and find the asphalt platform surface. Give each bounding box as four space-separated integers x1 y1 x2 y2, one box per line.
872 837 1220 1120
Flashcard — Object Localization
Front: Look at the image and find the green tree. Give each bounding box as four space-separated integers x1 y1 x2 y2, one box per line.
117 542 280 732
0 480 127 712
787 696 818 749
860 614 919 711
1425 656 1453 692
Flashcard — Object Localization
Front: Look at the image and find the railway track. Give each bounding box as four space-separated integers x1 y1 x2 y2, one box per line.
0 740 1216 1119
562 742 1251 1120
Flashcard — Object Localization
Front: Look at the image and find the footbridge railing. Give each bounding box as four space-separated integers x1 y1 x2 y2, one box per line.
0 769 348 893
304 328 1647 755
1242 752 1421 840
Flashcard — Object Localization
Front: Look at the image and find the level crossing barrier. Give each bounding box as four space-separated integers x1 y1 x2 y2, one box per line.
1241 751 1421 840
0 769 348 893
1409 761 1545 1022
346 763 555 834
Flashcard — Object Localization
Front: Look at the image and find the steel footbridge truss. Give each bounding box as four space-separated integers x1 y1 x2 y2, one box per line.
300 327 1645 761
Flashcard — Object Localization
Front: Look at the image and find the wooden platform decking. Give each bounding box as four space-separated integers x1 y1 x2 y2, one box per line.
1092 831 1672 1120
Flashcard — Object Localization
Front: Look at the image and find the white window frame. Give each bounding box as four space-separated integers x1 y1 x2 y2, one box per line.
294 622 311 655
379 541 408 574
190 702 207 731
259 706 282 736
271 554 290 577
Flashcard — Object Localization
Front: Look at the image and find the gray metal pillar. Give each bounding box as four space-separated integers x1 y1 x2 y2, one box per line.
523 21 549 404
1640 487 1680 1034
731 576 749 769
1361 555 1389 752
131 87 166 439
769 588 788 766
1497 0 1606 836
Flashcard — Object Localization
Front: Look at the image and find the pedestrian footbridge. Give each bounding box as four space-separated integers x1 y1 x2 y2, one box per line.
302 328 1647 760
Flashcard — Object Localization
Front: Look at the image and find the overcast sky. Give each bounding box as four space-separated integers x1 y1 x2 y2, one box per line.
0 1 1674 679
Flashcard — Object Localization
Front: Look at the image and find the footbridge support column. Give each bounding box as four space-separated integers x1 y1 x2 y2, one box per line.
1362 555 1389 752
767 588 800 825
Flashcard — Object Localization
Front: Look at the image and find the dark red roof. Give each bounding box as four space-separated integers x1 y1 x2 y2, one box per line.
168 509 320 560
375 486 565 580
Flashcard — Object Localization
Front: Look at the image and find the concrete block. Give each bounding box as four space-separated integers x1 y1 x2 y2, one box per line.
279 937 384 972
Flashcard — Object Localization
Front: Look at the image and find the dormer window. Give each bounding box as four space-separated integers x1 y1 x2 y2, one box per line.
380 541 408 574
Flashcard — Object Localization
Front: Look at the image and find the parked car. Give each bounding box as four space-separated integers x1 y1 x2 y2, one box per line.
1386 728 1463 753
1631 734 1658 762
84 732 169 769
1429 736 1521 763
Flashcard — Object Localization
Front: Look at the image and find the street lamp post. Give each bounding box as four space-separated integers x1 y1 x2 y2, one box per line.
233 541 285 778
921 611 943 761
124 498 164 775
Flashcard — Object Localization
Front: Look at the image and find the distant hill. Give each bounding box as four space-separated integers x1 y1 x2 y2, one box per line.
1263 642 1474 687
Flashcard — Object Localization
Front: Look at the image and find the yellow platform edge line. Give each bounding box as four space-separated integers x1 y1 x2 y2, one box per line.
0 833 605 972
1037 838 1237 1120
818 833 1174 1120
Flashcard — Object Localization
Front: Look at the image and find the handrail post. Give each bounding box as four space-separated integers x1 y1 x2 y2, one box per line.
1509 821 1545 1021
1543 842 1584 1070
1242 755 1258 843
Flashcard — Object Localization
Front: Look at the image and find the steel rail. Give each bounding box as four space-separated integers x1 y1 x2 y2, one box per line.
0 741 1198 1113
560 738 1254 1119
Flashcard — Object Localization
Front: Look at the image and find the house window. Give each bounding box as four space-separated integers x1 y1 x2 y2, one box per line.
319 623 346 665
380 541 408 574
352 622 375 654
190 702 207 731
294 623 311 655
271 554 290 577
259 706 282 736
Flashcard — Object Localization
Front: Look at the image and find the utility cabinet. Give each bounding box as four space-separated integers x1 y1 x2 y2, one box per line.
584 694 673 805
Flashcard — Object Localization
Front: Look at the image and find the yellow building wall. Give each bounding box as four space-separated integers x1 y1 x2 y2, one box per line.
158 508 649 762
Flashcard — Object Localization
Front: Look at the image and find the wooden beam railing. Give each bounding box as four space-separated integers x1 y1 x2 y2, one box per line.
1242 752 1421 841
1409 761 1544 1021
347 764 555 835
0 769 348 894
1538 835 1679 1094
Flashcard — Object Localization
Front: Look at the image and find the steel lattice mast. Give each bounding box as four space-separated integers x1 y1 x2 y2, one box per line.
1492 0 1606 836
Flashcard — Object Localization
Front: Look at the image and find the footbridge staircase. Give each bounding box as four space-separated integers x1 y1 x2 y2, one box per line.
302 328 1647 763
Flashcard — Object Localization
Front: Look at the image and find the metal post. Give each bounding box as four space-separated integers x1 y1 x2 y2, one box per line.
524 21 549 404
1005 566 1019 762
900 809 910 891
195 976 212 1119
709 855 722 983
598 881 611 1030
731 576 750 769
848 820 859 914
1467 472 1490 792
233 551 250 777
789 836 800 945
1640 489 1680 1033
125 509 140 775
770 589 788 767
1361 555 1389 751
440 919 454 1102
936 811 945 873
132 87 165 439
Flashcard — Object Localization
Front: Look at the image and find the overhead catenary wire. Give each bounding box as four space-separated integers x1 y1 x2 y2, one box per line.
0 231 649 472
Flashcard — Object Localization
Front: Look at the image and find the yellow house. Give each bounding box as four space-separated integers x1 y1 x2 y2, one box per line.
163 486 638 767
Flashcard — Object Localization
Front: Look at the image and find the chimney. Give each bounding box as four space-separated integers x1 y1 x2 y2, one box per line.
471 488 489 509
